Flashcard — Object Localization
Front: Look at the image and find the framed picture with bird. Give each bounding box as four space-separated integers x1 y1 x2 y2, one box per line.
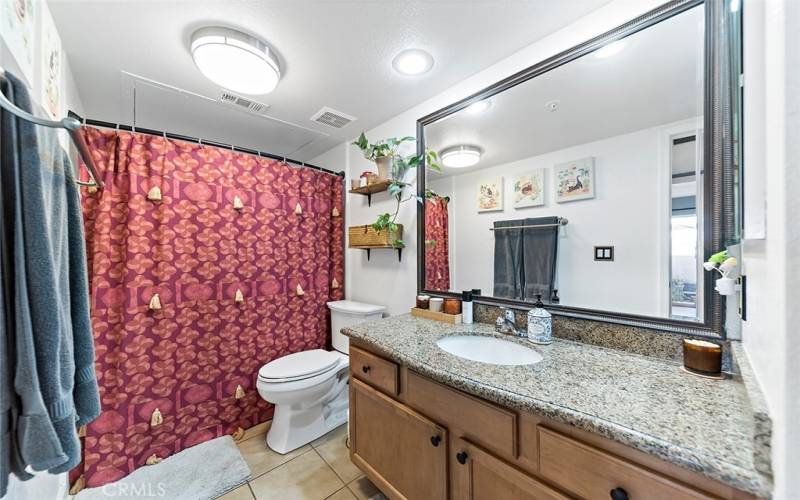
554 157 595 203
477 177 504 212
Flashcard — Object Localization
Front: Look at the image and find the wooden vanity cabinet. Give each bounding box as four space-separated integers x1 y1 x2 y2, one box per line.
348 342 757 500
451 438 568 500
349 378 448 500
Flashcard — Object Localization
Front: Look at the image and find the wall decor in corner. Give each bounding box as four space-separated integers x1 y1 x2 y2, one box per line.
555 157 595 203
0 0 37 84
478 177 503 212
513 169 545 208
40 5 63 120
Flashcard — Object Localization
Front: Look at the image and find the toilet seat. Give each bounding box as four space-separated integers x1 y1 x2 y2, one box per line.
259 349 344 383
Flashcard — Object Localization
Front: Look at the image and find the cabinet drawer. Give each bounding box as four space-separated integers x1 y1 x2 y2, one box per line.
405 370 517 459
350 346 399 396
538 427 714 500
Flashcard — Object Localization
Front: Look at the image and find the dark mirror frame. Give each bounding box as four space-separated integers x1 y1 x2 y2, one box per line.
416 0 740 338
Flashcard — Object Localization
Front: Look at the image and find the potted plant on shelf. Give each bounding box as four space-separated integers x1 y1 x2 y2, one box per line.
353 133 411 181
351 132 441 248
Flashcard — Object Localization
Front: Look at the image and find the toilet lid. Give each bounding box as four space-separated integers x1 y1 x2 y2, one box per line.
258 349 341 382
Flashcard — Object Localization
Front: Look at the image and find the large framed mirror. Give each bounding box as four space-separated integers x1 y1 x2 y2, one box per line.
417 0 741 337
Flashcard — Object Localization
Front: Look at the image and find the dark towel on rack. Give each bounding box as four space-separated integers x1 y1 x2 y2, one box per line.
0 71 100 489
493 219 525 300
0 147 12 499
521 216 560 302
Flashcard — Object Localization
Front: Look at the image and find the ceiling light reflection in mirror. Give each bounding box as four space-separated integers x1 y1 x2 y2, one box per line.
465 99 492 114
441 145 482 168
594 40 626 59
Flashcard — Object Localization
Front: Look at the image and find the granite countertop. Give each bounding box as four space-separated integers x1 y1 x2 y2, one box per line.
343 314 772 497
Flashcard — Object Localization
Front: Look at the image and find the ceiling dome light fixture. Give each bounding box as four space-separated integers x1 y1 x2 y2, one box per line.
465 99 492 114
392 48 434 76
594 40 626 59
191 27 281 95
441 145 482 168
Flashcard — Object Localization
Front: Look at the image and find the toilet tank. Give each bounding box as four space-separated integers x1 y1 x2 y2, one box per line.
327 300 386 354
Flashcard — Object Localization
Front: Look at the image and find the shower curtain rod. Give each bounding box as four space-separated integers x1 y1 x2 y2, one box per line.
67 111 345 177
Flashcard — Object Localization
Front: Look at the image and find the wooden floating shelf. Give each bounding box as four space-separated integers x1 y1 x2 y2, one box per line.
348 180 407 206
350 245 404 262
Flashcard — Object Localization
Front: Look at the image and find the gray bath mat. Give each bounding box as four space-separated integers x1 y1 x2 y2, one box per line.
76 435 250 500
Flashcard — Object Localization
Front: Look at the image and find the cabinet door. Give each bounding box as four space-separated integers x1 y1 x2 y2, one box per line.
350 378 448 500
452 438 569 500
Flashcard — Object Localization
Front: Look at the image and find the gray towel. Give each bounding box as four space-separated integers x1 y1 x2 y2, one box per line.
0 128 12 498
0 71 100 493
493 219 525 299
521 216 560 302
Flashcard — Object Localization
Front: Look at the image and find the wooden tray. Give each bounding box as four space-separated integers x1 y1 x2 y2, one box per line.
411 307 462 324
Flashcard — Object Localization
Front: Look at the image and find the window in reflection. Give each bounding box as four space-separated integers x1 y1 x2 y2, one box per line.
670 135 702 321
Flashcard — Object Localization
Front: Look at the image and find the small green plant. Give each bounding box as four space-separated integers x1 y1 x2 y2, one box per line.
352 133 413 161
353 133 442 247
703 250 738 277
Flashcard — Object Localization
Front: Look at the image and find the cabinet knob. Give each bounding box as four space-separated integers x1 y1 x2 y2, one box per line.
430 435 441 447
610 487 628 500
456 451 468 465
361 365 371 374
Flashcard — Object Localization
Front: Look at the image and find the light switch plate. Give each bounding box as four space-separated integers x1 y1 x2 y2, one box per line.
594 246 614 261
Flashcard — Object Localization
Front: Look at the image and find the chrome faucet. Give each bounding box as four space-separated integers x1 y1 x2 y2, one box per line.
495 307 522 336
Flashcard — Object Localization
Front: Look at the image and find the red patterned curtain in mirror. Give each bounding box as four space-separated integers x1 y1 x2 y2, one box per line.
424 195 450 291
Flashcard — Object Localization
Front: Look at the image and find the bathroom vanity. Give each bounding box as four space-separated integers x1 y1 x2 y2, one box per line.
344 316 770 500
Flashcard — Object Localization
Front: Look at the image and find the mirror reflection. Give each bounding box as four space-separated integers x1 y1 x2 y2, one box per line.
423 5 705 321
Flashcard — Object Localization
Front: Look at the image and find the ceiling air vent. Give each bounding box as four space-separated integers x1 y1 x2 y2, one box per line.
310 106 356 129
219 91 270 115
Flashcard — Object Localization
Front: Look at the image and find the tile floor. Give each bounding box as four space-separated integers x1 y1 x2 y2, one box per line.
218 423 386 500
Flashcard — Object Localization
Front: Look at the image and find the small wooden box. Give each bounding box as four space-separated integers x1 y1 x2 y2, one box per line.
411 307 462 324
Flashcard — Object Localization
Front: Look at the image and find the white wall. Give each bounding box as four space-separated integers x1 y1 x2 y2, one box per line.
740 0 799 497
432 120 701 317
1 1 84 498
313 0 670 315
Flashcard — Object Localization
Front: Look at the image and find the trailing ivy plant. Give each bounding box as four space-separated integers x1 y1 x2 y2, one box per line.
352 132 442 248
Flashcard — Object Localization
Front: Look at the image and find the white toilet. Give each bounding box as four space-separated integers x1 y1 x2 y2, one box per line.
257 300 385 454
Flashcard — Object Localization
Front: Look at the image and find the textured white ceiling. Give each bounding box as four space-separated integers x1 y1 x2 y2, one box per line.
48 0 611 162
425 4 705 177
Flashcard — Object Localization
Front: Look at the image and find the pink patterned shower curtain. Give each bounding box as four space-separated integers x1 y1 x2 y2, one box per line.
71 127 344 488
424 196 450 291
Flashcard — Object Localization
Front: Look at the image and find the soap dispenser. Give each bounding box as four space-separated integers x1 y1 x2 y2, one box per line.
527 294 552 345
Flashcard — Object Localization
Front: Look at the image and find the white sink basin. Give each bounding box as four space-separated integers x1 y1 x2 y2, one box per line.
436 335 543 366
